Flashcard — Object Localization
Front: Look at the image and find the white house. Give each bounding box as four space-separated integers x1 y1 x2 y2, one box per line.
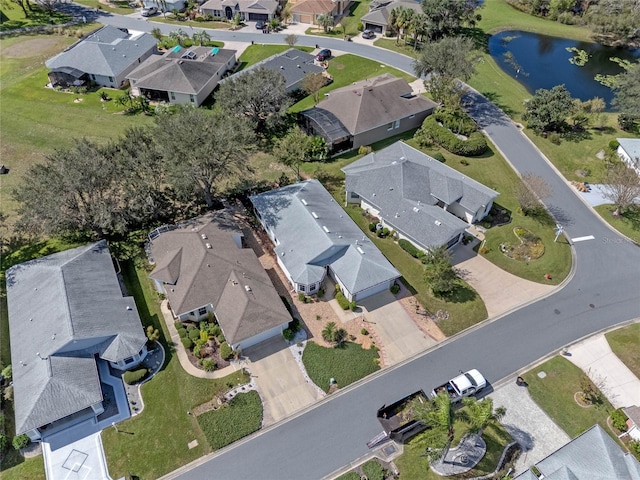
617 137 640 176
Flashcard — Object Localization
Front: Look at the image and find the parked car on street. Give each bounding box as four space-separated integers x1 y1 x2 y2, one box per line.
362 29 375 39
141 6 158 16
316 49 331 61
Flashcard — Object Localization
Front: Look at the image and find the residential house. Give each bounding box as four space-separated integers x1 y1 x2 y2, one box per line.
342 141 498 251
624 406 640 442
514 424 640 479
289 0 347 25
147 212 291 352
299 74 437 153
143 0 186 13
360 0 422 34
200 0 279 21
6 241 148 442
617 137 640 176
250 179 401 302
127 46 236 106
221 48 324 93
45 25 157 88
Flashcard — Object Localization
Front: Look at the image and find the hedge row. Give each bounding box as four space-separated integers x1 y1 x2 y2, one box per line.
335 290 350 310
415 115 488 156
123 368 148 385
398 239 423 259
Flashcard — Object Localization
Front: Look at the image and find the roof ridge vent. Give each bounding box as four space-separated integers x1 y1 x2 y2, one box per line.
244 285 252 292
311 212 318 219
206 243 212 249
301 198 308 205
322 226 330 233
434 220 441 226
201 233 208 240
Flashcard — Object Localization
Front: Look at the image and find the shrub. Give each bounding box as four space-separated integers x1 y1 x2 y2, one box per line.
361 328 369 336
193 344 202 358
630 440 640 456
181 337 193 349
390 283 400 295
1 365 11 382
432 151 446 162
361 460 385 480
398 239 420 258
0 433 8 452
177 327 187 338
369 222 377 232
460 158 469 166
283 328 295 341
549 133 561 145
209 324 222 337
335 290 350 310
123 368 148 385
288 317 301 332
611 408 628 431
298 292 307 302
174 321 183 330
358 145 372 155
202 359 216 371
188 328 201 342
415 115 488 156
220 341 234 360
608 139 620 150
12 434 30 451
317 288 325 298
349 301 357 311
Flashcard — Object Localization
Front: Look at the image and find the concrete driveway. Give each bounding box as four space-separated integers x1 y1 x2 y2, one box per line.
451 243 556 319
359 291 436 365
43 432 110 480
244 337 323 426
565 333 640 409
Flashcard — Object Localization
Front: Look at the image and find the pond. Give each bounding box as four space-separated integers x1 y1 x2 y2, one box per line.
488 30 640 107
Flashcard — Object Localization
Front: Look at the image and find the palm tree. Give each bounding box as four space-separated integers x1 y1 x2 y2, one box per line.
169 28 189 47
317 13 334 33
192 30 211 46
334 327 348 346
398 8 414 45
280 4 291 24
409 13 427 51
461 397 506 435
411 392 455 462
150 27 163 42
322 322 337 343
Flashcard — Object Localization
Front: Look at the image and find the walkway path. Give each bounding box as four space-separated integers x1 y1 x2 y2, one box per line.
565 333 640 409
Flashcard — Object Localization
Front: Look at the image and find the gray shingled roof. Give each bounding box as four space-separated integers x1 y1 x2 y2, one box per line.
45 25 157 78
301 74 437 136
148 212 290 345
201 0 278 14
361 0 422 27
342 142 498 249
250 179 400 297
222 48 323 91
6 240 146 435
515 425 640 480
127 47 235 95
618 138 640 160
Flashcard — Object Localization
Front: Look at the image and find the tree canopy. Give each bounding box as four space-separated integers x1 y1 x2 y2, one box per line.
522 85 575 134
612 61 640 125
215 68 292 134
413 36 477 107
422 245 459 296
602 161 640 216
421 0 481 40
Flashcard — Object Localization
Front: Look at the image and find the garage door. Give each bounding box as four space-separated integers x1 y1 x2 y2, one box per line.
248 13 268 21
365 23 383 34
354 280 392 302
298 13 312 24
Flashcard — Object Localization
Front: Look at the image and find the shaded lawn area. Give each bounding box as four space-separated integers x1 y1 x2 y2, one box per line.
594 204 640 244
0 33 153 224
302 341 380 392
290 54 415 112
197 391 262 450
101 260 249 479
522 356 617 441
395 420 513 479
304 0 371 38
0 456 45 480
236 44 313 71
74 0 135 15
373 37 420 58
0 4 71 30
151 16 231 29
605 322 640 378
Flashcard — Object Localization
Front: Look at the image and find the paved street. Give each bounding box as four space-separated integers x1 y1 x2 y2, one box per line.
48 10 640 478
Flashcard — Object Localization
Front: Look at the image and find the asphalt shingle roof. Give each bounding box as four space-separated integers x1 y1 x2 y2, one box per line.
45 25 157 78
148 212 290 345
515 425 640 480
127 47 235 95
301 74 437 136
6 241 146 435
201 0 278 15
361 0 422 27
250 179 400 297
618 138 640 161
342 142 498 249
222 48 323 91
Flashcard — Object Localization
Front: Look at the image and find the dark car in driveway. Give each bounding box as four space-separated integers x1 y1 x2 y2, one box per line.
256 20 265 29
316 49 331 61
362 29 375 39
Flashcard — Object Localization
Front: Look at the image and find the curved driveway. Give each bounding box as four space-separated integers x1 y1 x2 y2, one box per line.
81 12 640 479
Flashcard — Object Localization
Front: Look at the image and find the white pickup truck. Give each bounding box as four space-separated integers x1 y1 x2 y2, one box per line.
431 369 486 402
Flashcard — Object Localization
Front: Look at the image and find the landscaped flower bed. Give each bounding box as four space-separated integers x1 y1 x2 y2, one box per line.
175 319 232 371
500 227 544 261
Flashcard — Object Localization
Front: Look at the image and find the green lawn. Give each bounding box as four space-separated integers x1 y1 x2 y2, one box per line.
0 3 71 31
237 44 313 71
74 0 135 15
1 456 45 480
522 356 616 439
302 341 380 392
606 322 640 378
151 16 231 29
102 260 249 479
0 34 154 224
395 421 513 479
291 54 415 112
594 205 640 244
304 0 371 38
197 391 262 450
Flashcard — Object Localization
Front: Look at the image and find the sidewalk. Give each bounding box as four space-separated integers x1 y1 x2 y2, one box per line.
565 333 640 409
159 300 244 379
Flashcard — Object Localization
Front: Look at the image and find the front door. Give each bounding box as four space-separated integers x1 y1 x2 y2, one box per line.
225 6 232 19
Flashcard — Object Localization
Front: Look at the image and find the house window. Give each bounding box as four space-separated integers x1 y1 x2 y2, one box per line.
299 284 306 292
309 283 317 292
170 92 175 100
124 356 135 365
350 192 360 199
394 119 400 129
446 234 460 249
387 122 394 131
198 306 207 316
190 94 195 103
109 76 114 83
